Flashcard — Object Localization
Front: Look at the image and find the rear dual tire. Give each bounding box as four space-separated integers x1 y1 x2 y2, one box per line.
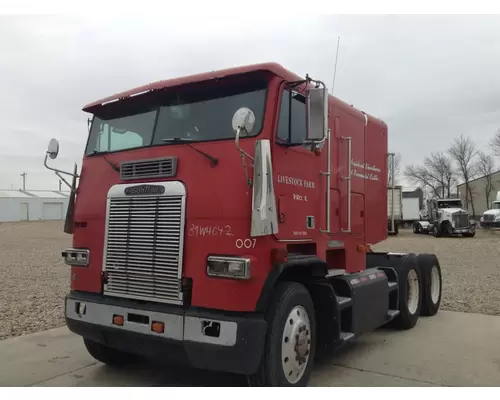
393 258 422 330
415 254 442 316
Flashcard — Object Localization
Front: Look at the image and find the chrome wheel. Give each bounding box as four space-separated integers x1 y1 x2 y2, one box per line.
430 265 441 304
407 269 420 315
281 305 311 384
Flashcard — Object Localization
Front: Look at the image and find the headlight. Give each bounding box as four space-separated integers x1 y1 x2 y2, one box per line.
206 256 251 280
495 216 500 221
62 248 90 266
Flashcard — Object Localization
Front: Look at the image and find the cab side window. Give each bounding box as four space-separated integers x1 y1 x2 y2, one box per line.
276 89 307 145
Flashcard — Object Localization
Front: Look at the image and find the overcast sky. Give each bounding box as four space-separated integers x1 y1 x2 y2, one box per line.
1 14 499 190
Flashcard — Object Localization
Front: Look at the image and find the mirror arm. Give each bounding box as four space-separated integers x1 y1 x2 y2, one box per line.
55 171 74 191
235 127 254 187
235 127 254 161
44 153 80 179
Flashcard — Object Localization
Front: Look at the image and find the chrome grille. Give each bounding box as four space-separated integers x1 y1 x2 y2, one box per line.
452 213 469 229
483 214 495 222
120 157 177 180
103 190 185 304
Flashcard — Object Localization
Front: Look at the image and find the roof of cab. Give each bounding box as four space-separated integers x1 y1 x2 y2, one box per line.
81 61 386 127
82 62 301 112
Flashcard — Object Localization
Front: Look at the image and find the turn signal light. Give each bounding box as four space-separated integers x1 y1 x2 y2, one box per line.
357 244 371 253
112 314 124 326
151 321 165 334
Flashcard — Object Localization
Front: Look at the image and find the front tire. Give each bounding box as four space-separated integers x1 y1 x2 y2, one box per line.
433 224 443 238
250 282 316 386
84 338 138 367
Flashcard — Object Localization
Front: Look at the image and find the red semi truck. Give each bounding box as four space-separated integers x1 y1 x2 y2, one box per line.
44 63 443 386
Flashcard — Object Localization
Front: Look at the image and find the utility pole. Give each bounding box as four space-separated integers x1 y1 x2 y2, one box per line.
20 172 27 191
59 179 62 191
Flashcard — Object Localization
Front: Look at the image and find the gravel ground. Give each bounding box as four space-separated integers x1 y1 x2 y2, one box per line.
0 221 70 340
0 221 499 341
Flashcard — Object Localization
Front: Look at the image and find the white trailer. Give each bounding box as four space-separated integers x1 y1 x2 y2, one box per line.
402 197 420 226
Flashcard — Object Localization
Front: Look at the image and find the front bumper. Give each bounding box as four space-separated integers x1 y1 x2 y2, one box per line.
452 228 474 234
65 291 267 375
480 221 500 228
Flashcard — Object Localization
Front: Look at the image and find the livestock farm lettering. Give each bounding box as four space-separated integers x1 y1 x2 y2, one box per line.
277 175 315 189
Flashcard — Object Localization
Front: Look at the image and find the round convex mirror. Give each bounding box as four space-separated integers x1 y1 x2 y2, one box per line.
47 138 60 160
232 107 256 135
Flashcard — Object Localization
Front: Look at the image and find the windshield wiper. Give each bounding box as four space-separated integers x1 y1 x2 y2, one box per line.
87 150 119 172
162 138 194 142
162 138 219 167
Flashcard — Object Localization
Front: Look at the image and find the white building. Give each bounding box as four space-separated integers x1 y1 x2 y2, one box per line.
0 190 70 222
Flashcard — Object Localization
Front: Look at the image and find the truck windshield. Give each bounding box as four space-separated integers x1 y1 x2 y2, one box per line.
492 202 500 209
85 78 268 155
437 200 462 209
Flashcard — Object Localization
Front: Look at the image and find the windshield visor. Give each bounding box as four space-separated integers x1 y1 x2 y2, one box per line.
85 74 269 155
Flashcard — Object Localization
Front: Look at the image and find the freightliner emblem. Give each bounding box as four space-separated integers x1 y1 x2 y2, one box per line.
124 185 165 196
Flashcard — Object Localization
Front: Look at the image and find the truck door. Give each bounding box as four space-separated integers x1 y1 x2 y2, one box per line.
272 89 322 241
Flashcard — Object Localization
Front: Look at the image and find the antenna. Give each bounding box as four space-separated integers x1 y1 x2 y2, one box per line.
331 36 341 95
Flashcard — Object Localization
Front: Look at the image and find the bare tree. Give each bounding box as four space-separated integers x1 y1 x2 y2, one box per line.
404 152 456 198
448 135 478 216
491 128 500 157
387 153 401 186
476 151 495 209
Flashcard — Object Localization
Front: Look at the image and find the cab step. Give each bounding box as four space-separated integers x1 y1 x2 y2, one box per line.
336 295 353 310
387 309 400 320
340 331 355 342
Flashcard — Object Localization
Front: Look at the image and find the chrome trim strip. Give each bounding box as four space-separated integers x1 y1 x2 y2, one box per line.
65 299 238 347
251 139 279 237
65 298 184 340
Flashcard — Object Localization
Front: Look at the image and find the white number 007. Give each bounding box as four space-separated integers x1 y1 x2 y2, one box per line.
235 238 257 249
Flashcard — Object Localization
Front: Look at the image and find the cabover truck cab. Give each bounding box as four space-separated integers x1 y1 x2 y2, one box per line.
413 198 475 238
44 63 443 386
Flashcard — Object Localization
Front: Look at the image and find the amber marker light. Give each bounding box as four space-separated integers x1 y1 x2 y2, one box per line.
112 314 124 326
151 321 165 334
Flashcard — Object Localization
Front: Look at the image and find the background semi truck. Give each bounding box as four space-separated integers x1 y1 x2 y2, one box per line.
44 62 443 386
480 191 500 228
413 198 475 237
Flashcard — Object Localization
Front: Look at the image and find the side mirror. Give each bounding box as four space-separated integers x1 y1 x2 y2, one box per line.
47 138 60 160
232 107 256 136
306 86 328 142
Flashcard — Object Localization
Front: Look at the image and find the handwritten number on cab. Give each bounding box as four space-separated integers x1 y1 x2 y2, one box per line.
187 225 256 249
